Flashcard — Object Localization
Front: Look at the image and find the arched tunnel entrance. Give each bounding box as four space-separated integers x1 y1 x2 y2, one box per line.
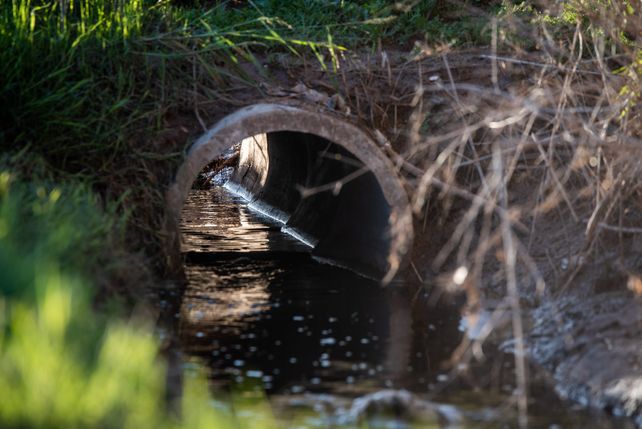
164 102 430 396
166 103 414 281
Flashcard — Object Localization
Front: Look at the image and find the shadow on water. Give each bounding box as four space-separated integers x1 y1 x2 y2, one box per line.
167 187 631 428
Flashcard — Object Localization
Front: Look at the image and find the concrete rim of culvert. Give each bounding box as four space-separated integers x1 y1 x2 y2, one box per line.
165 103 414 282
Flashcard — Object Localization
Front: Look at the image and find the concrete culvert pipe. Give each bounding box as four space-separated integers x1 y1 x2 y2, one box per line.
165 103 413 282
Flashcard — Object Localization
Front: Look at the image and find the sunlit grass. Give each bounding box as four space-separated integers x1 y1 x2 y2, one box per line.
0 0 349 175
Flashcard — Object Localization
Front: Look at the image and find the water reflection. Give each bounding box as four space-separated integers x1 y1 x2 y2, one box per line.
180 189 308 254
179 189 429 394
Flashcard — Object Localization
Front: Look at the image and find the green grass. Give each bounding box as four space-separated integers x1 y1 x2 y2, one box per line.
0 0 498 177
0 173 285 428
0 0 341 174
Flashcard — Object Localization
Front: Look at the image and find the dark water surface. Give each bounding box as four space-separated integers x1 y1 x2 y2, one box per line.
173 187 629 428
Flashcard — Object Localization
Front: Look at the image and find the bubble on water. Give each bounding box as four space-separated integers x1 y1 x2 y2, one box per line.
321 360 331 368
233 359 245 367
346 376 355 384
212 350 219 356
273 368 280 375
289 357 298 364
328 317 338 323
437 374 449 382
291 385 304 393
360 338 370 344
345 336 352 341
246 370 263 378
262 375 273 382
359 362 368 370
320 337 336 346
345 351 353 357
292 315 305 321
310 377 321 385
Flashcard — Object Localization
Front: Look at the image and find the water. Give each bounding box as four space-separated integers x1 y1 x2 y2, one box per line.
172 187 630 428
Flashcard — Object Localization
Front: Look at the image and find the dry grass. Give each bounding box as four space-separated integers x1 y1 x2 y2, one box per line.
295 2 641 425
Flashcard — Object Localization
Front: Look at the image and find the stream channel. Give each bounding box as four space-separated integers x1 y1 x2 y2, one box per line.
163 184 630 428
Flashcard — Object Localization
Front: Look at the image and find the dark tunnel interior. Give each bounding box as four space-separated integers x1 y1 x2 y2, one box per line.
224 131 393 279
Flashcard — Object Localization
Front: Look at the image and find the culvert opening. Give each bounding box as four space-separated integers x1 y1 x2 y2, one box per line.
220 131 393 278
166 103 414 281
